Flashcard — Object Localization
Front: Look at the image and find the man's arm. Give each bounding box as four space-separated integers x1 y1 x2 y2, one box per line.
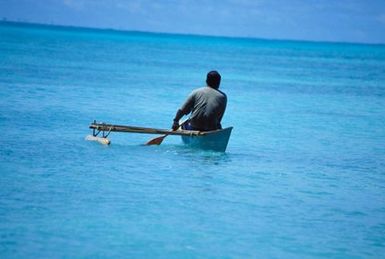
216 95 227 129
172 109 185 130
172 92 195 130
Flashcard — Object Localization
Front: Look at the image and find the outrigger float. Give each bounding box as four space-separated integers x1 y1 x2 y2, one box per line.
86 121 233 152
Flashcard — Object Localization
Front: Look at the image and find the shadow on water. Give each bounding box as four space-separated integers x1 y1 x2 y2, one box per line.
91 140 236 164
152 143 234 163
84 134 267 167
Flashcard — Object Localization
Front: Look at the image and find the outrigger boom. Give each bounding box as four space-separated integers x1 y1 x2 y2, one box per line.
89 121 202 137
86 121 204 145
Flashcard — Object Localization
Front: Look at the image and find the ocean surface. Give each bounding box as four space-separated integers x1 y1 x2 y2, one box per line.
1 22 385 258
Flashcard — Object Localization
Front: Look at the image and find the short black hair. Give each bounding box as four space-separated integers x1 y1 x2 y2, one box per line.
206 70 221 89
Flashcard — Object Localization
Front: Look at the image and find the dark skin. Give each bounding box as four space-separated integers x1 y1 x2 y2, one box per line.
172 109 184 130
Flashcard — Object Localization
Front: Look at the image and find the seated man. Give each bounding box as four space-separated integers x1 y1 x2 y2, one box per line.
172 71 227 131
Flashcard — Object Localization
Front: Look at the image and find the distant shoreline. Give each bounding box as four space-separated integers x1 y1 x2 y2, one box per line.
2 20 384 47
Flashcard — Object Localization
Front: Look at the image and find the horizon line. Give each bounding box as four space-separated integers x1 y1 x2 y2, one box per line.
2 19 385 47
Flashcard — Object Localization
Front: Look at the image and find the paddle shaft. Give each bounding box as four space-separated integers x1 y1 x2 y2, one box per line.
144 120 188 145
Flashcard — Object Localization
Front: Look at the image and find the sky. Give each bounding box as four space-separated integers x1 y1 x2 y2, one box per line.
1 0 385 44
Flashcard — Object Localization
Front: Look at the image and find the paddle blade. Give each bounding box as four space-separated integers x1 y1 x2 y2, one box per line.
145 135 167 145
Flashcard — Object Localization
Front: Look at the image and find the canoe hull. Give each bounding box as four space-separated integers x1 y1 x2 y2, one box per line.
181 127 233 152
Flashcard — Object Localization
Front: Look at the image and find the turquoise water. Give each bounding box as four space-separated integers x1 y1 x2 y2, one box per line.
1 22 385 258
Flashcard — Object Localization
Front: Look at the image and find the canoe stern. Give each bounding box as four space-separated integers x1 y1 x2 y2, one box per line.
181 127 233 152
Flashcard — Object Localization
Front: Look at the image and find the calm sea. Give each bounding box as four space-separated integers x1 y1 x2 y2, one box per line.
1 22 385 258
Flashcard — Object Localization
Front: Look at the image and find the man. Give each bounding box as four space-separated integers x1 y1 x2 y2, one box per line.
172 71 227 131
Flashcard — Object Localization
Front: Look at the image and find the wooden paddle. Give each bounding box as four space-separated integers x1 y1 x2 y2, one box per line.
145 134 168 145
145 120 186 145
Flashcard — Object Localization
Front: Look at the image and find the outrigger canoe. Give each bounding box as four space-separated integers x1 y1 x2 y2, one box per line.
87 121 233 152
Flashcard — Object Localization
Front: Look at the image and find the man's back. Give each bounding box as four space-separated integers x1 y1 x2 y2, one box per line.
172 70 227 131
181 86 227 131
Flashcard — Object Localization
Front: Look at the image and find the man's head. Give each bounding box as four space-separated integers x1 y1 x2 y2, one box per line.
206 71 221 89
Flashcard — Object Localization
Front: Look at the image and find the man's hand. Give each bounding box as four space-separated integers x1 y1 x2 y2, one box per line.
172 120 179 131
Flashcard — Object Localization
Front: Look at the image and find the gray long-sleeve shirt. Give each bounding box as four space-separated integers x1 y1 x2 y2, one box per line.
179 86 227 131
